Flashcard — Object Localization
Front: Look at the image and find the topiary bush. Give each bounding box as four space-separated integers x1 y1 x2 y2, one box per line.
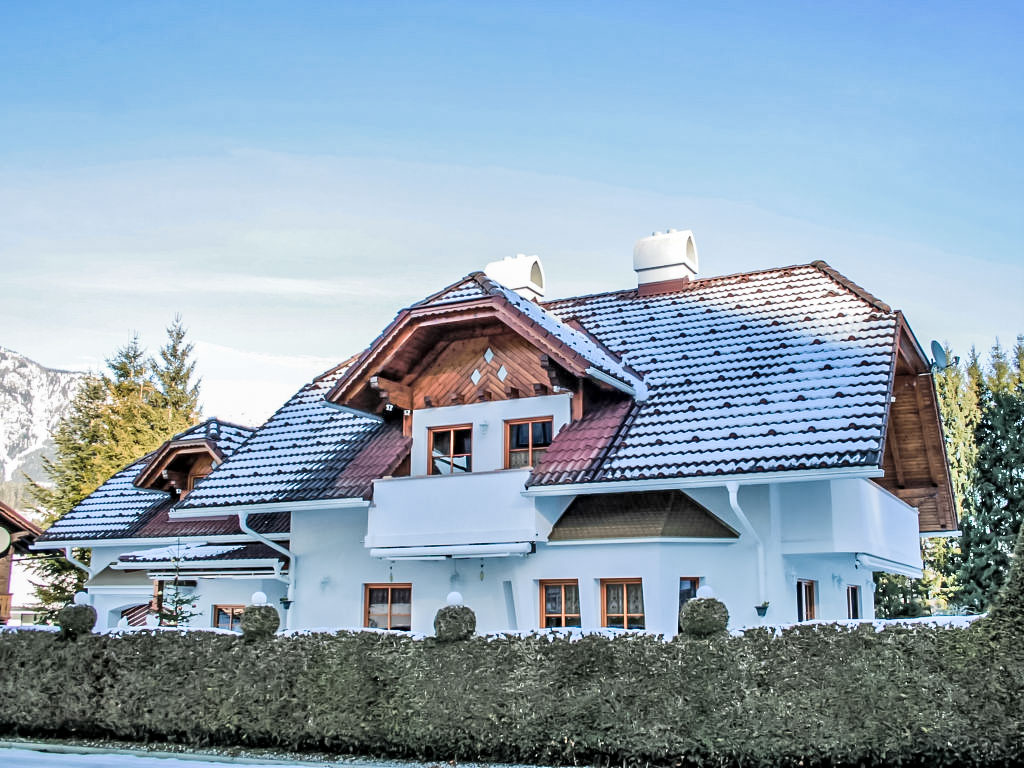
433 604 476 641
241 604 280 640
679 597 729 638
56 604 97 641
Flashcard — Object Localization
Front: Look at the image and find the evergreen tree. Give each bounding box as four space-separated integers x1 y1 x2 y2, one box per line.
152 315 201 435
957 338 1024 612
26 321 202 617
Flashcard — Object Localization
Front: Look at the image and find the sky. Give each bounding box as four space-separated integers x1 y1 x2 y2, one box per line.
1 1 1022 427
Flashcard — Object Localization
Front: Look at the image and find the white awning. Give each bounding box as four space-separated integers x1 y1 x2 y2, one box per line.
369 542 532 560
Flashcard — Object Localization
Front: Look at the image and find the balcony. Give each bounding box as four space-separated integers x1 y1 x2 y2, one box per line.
0 593 11 624
367 469 540 556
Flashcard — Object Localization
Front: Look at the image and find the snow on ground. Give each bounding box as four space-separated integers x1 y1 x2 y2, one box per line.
0 747 297 767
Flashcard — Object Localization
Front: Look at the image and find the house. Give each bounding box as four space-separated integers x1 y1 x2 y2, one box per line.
33 230 956 635
1 500 42 624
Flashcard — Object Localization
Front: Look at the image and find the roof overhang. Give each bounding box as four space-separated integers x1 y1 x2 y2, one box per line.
170 497 369 519
133 438 225 491
523 467 884 497
369 542 533 560
326 296 637 412
112 558 283 571
30 532 291 551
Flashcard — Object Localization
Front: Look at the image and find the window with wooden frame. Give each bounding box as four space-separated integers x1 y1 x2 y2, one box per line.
601 578 645 629
364 583 412 630
846 585 861 620
213 604 244 632
679 577 700 611
796 579 817 621
428 425 472 475
540 579 581 628
506 417 554 469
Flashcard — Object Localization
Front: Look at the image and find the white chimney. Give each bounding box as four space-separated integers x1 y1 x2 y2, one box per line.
484 253 546 302
633 229 699 291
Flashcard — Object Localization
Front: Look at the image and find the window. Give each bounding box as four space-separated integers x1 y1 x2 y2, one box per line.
602 579 645 629
506 417 553 468
429 426 472 475
364 583 412 630
540 580 581 628
796 579 816 621
846 585 861 620
213 604 244 632
679 577 700 611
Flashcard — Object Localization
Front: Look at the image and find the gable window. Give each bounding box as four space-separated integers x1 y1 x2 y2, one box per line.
506 417 553 468
213 604 244 632
796 579 816 621
540 579 581 628
846 585 861 620
602 578 644 629
679 577 700 611
365 583 412 630
429 426 472 475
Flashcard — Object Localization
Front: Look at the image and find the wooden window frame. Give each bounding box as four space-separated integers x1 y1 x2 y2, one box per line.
504 416 554 469
539 579 581 628
600 578 645 629
796 579 817 621
213 604 245 632
363 583 413 630
846 585 861 620
427 424 473 475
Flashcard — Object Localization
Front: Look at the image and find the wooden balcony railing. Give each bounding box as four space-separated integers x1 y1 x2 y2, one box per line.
0 593 12 624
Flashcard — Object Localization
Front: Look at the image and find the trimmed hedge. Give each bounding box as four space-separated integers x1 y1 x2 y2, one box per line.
241 605 280 641
679 597 729 637
55 605 97 641
3 533 1024 767
433 604 476 641
0 621 1021 766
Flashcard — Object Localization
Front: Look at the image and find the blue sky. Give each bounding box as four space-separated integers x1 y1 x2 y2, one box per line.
1 2 1021 424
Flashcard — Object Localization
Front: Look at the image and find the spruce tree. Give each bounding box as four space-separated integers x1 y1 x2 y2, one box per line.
152 314 201 435
26 321 203 617
957 338 1024 612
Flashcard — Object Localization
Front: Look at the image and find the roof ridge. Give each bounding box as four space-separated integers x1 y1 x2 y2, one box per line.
810 260 892 313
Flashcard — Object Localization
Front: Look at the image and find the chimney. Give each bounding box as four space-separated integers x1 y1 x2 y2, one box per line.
484 253 546 302
633 229 699 296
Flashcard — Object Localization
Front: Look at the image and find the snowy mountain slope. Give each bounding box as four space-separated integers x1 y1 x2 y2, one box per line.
0 347 84 483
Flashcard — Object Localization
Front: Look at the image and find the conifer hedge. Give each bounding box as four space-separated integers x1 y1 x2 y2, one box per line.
3 538 1024 768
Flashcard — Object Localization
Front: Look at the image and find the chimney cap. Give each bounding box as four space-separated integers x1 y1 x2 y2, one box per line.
484 253 546 302
633 229 698 288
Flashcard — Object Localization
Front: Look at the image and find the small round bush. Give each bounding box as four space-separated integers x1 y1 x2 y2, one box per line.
434 604 476 641
241 604 280 640
679 597 729 638
56 604 97 641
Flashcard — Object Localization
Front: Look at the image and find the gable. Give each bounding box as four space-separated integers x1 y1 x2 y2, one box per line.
410 332 555 409
549 490 739 541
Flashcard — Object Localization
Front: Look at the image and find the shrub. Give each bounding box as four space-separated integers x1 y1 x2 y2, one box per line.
241 605 280 640
679 597 729 637
0 615 1020 766
433 605 476 641
55 604 97 641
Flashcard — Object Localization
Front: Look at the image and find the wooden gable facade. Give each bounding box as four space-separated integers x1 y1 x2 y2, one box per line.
874 317 958 533
328 294 628 427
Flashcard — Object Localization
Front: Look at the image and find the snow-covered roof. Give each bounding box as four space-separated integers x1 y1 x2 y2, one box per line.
37 418 255 543
176 365 411 510
531 262 897 483
116 541 282 565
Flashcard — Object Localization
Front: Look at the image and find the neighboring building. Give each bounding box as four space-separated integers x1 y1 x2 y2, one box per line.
33 231 956 634
1 500 42 624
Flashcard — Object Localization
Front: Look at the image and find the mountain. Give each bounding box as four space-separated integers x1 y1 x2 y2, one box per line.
0 347 84 486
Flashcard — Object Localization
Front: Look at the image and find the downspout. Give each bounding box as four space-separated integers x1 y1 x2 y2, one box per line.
63 547 96 579
238 512 296 630
726 482 767 606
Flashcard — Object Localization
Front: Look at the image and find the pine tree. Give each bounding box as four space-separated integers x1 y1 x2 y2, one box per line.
26 321 203 617
957 338 1024 612
152 315 201 435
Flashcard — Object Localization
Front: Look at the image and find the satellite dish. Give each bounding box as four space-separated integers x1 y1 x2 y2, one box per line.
0 528 11 557
930 340 948 371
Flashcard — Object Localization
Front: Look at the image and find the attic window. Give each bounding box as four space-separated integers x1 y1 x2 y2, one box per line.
506 417 553 468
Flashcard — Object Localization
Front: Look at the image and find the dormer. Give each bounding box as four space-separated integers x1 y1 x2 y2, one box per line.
326 273 644 435
134 420 228 500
